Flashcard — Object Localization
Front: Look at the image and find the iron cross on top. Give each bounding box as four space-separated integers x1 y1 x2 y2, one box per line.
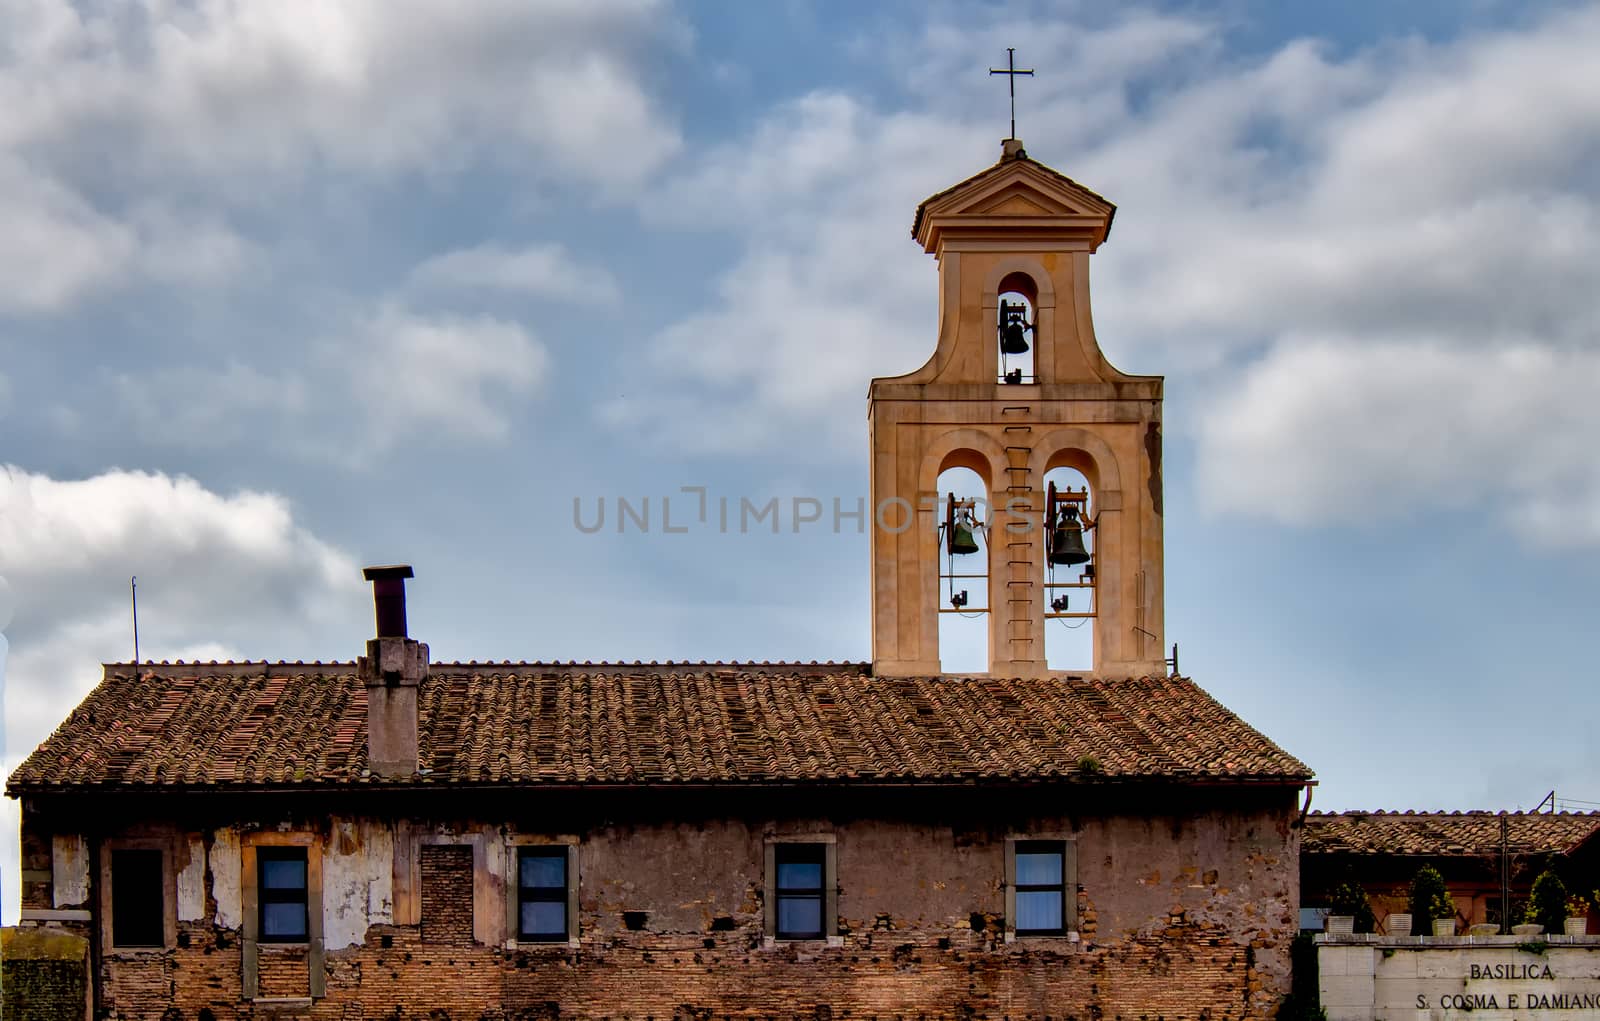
988 47 1034 140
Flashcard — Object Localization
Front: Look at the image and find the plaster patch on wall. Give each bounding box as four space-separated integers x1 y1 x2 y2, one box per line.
485 828 509 883
324 819 395 948
211 828 242 929
51 834 89 908
177 835 207 921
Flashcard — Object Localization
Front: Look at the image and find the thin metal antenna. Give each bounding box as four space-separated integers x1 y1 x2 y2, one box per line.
131 575 140 664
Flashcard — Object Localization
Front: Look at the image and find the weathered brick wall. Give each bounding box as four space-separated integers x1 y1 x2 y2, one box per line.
96 921 1277 1020
421 845 475 946
257 945 311 998
48 786 1300 1019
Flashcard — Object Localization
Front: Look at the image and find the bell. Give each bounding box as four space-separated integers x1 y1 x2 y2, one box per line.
998 299 1031 355
999 320 1030 355
1048 519 1089 566
949 523 980 556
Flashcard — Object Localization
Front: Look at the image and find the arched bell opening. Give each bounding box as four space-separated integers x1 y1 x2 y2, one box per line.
935 462 992 673
1041 464 1095 671
996 271 1038 385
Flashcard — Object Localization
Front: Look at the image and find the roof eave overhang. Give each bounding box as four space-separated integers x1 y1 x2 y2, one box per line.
8 774 1313 798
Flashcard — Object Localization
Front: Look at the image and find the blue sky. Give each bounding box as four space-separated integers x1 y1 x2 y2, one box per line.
3 0 1599 921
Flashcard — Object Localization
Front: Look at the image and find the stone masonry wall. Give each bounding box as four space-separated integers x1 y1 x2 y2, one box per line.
20 787 1300 1020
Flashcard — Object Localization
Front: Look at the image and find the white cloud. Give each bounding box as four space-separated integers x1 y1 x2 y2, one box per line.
0 157 134 312
0 157 260 314
1197 340 1600 546
113 362 311 449
0 464 367 922
612 93 991 454
0 0 683 314
108 304 548 457
0 465 362 661
0 0 683 192
618 5 1600 542
349 305 548 443
410 242 620 301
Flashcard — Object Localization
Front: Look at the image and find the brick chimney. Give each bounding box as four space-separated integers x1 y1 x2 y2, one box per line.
357 565 428 778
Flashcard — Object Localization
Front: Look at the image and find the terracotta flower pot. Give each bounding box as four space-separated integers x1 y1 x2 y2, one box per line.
1565 917 1588 936
1387 913 1412 936
1327 915 1356 935
1432 918 1457 937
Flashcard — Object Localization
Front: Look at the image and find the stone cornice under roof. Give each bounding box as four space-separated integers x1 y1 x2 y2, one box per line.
7 663 1310 793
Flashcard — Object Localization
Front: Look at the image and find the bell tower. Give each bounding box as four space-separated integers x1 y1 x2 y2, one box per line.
869 140 1165 678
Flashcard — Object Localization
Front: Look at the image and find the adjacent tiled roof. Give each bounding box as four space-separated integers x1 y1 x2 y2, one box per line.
1303 811 1600 857
6 663 1310 792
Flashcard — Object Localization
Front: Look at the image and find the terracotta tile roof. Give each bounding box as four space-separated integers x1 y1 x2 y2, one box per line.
6 663 1310 792
1303 810 1600 857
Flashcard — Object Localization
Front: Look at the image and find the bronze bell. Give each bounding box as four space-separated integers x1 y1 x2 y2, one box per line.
999 300 1030 355
949 523 980 556
1000 320 1030 355
1048 513 1089 566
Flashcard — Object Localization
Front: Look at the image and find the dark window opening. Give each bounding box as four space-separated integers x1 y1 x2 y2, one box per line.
258 847 309 943
1014 840 1066 936
775 843 826 940
517 848 568 942
111 848 165 948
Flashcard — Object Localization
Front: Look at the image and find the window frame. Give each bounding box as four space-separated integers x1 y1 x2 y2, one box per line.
763 834 838 944
99 837 178 954
240 831 325 1000
503 837 579 948
256 846 311 944
515 847 571 943
1004 835 1077 939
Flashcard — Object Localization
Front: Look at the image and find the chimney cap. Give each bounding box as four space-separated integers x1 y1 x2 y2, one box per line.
363 564 414 581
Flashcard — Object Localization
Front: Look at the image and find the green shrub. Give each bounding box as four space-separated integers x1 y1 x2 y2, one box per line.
1525 870 1569 934
1329 878 1375 934
1409 865 1454 934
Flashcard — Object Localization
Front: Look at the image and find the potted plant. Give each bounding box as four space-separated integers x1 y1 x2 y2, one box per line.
1409 865 1455 937
1328 878 1374 935
1564 892 1590 936
1386 910 1413 938
1525 869 1568 936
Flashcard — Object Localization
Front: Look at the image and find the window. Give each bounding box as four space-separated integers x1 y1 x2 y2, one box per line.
770 842 833 941
258 848 309 942
1013 842 1066 934
110 848 165 948
517 848 569 942
1005 837 1076 937
752 837 840 943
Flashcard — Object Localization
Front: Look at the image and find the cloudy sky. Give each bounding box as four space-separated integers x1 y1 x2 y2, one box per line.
3 0 1599 921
